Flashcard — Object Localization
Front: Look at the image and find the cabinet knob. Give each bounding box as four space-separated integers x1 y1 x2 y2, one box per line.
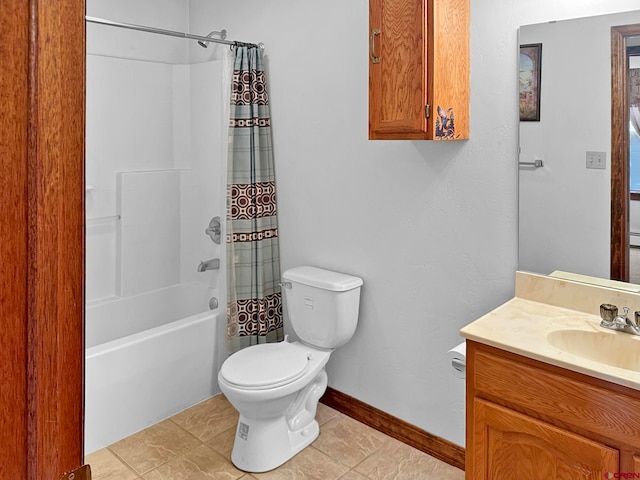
370 29 381 64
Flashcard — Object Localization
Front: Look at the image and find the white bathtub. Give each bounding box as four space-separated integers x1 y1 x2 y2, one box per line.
85 284 221 454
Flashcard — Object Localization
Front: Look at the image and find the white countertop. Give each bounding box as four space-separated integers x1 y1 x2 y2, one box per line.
460 271 640 391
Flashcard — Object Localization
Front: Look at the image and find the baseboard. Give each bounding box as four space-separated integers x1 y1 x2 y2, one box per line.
320 387 465 471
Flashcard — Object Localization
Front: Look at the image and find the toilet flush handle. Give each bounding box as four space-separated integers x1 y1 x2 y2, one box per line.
279 281 292 289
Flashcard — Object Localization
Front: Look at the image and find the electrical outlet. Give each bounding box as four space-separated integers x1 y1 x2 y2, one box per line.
586 151 606 169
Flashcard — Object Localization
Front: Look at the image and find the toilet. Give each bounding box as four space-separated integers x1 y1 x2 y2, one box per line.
218 266 363 472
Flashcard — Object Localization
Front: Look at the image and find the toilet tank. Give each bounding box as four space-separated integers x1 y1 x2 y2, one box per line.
282 266 363 349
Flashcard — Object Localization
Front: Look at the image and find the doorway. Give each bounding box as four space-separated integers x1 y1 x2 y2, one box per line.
1 0 86 476
610 25 640 282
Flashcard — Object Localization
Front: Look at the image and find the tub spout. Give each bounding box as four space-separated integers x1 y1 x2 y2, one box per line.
197 258 220 272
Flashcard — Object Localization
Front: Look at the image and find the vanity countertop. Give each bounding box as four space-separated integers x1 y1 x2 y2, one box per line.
460 271 640 391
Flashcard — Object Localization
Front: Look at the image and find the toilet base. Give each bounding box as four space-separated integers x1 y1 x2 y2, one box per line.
230 414 320 472
221 357 330 472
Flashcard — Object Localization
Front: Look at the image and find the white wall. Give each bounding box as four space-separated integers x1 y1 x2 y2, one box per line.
87 0 189 64
188 0 640 447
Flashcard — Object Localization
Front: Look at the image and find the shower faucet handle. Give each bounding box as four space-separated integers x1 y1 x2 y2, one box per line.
205 216 221 244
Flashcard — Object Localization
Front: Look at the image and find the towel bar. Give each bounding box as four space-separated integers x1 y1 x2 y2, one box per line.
518 159 544 168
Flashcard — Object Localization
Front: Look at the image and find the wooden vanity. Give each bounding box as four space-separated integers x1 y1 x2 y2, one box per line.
466 341 640 478
462 271 640 479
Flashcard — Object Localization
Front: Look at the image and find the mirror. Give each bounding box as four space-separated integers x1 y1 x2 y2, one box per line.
518 10 640 287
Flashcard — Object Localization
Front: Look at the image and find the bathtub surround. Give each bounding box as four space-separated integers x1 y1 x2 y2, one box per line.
85 0 228 454
226 45 284 353
85 40 224 304
116 171 181 296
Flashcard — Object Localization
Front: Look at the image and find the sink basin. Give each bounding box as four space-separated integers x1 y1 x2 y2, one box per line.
547 329 640 371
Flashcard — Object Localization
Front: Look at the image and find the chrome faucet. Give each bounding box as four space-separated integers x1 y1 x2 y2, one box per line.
197 258 220 272
626 310 640 335
205 216 221 244
599 304 640 335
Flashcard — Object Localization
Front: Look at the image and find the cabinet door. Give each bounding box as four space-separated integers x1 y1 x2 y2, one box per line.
369 0 426 139
471 399 619 480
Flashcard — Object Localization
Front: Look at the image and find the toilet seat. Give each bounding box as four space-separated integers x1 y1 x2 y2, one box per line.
220 342 310 390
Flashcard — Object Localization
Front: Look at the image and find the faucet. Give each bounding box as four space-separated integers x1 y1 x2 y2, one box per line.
626 310 640 335
205 216 221 244
599 304 640 335
197 258 220 272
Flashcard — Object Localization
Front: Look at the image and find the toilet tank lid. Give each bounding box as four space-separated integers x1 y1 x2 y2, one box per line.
282 266 363 292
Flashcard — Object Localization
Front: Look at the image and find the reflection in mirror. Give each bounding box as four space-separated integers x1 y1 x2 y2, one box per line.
630 36 640 282
518 10 640 286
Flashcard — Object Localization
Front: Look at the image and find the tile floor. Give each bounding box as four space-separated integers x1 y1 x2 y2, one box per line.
86 394 465 480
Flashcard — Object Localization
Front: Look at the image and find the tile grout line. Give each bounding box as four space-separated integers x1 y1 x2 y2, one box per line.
167 416 208 445
129 418 209 478
105 424 204 478
104 446 147 479
312 413 395 472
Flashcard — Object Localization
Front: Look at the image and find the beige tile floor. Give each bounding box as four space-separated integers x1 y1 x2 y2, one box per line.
86 394 465 480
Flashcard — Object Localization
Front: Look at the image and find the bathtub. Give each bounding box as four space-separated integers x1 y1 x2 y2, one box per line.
85 284 222 454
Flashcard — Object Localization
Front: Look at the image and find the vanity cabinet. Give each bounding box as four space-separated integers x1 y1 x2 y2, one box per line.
467 341 640 479
473 400 618 478
368 0 469 140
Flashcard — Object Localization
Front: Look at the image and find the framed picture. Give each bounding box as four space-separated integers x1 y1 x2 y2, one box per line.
519 43 542 121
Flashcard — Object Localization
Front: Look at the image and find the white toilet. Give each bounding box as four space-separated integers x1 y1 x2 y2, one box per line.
218 266 363 472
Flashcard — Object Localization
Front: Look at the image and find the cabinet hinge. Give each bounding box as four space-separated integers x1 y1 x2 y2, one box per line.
425 104 430 119
60 464 91 480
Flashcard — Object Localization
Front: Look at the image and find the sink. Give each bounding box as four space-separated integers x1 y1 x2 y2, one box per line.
547 329 640 371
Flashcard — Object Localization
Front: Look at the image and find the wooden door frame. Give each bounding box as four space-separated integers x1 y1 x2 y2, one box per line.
2 0 85 477
611 24 640 281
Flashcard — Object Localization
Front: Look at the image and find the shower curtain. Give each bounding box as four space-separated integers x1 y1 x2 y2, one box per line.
226 45 284 353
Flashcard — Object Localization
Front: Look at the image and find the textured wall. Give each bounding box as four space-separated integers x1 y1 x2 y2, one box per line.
183 0 639 447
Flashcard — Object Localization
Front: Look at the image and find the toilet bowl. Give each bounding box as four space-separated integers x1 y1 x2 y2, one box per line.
218 266 363 473
218 341 331 472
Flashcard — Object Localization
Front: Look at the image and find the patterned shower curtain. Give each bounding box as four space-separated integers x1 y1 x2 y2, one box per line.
226 45 284 353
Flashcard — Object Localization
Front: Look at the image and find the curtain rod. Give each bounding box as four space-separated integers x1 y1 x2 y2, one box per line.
85 16 259 48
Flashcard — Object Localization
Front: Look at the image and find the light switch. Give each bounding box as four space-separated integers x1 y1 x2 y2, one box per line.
586 151 606 169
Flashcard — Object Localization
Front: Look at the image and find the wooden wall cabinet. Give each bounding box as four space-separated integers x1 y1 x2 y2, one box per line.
467 341 640 479
368 0 469 140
